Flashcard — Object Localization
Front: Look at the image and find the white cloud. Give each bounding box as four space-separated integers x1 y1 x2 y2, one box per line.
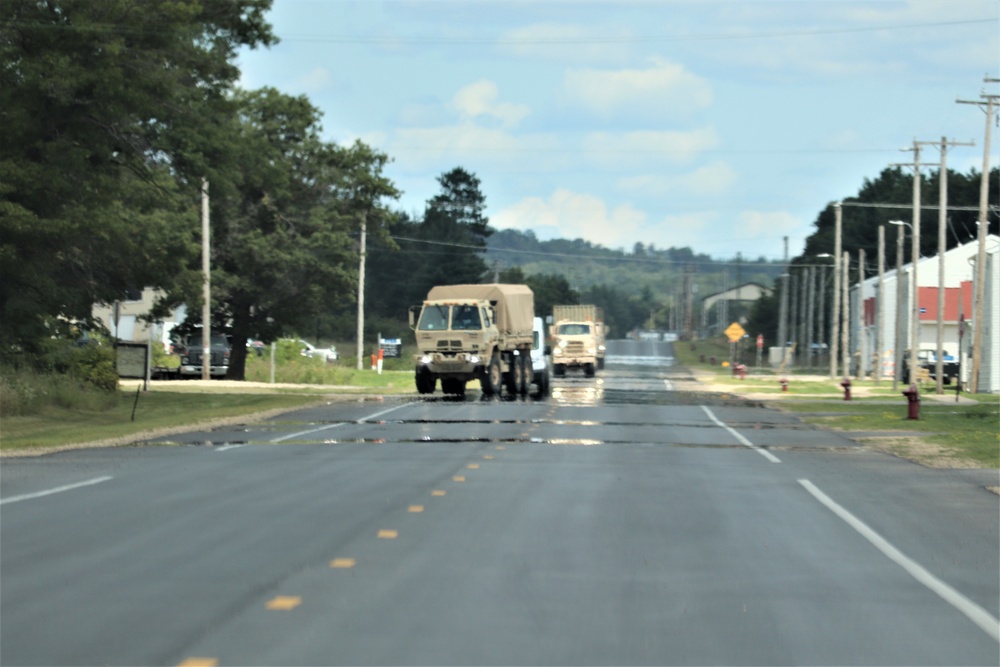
616 162 738 197
492 189 646 248
563 58 712 119
582 127 720 167
451 80 530 129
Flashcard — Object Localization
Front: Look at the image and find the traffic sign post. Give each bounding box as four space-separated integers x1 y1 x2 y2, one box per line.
724 323 746 368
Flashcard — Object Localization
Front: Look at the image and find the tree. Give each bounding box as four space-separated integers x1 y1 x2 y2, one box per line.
190 89 398 379
0 0 276 351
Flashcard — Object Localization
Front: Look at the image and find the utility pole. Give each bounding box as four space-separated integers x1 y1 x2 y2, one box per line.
356 211 367 370
778 236 789 365
957 81 998 393
817 263 827 367
931 137 974 393
806 266 815 369
894 142 939 388
830 203 842 379
790 267 799 367
857 248 866 379
877 225 885 382
799 267 808 363
841 251 850 378
892 222 905 392
201 178 211 382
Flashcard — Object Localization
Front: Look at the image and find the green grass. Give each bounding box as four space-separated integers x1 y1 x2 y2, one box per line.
779 399 1000 468
0 391 328 452
677 336 999 468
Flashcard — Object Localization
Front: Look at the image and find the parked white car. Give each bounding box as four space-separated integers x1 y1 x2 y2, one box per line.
298 340 338 362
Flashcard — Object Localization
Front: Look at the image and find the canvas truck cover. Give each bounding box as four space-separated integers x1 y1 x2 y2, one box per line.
426 284 535 335
553 304 604 323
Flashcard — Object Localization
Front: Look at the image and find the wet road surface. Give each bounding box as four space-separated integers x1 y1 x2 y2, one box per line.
2 339 998 666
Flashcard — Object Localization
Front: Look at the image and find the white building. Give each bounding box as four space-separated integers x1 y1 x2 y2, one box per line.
849 234 999 392
92 288 184 349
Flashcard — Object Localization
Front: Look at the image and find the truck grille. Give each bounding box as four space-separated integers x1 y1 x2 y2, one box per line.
565 342 586 354
437 340 463 350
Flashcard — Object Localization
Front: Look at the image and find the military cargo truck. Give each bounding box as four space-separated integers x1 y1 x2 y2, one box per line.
550 305 607 377
409 284 535 397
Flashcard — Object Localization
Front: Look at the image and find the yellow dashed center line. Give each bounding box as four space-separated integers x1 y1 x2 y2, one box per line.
453 475 466 482
483 455 494 460
178 659 218 667
431 489 446 496
265 596 302 610
330 558 356 568
495 446 506 450
408 505 424 513
467 463 479 469
378 529 399 539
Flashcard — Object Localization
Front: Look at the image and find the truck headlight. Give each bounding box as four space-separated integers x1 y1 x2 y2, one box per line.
470 355 481 364
419 355 432 365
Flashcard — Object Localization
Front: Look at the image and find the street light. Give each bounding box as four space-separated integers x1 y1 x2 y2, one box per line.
888 220 914 390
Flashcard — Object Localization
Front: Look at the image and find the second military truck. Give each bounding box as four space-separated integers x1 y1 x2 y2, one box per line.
410 283 535 397
550 304 607 377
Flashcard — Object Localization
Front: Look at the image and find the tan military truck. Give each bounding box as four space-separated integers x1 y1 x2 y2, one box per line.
409 284 535 397
550 304 607 377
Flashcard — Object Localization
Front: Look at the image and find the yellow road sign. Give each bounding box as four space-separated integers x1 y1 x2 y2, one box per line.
724 322 746 342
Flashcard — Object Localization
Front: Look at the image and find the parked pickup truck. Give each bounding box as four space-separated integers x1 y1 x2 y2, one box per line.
902 349 959 385
178 334 231 378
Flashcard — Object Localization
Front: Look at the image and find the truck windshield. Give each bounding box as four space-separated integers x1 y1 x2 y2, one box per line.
451 305 482 331
558 323 591 336
418 305 450 331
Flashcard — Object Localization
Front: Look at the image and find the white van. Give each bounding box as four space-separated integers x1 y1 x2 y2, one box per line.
531 316 551 396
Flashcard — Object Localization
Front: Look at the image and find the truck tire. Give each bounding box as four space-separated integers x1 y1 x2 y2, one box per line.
517 354 530 395
416 366 435 394
536 368 550 396
554 363 565 377
483 354 503 396
504 354 518 395
584 362 595 377
597 357 605 370
442 378 466 396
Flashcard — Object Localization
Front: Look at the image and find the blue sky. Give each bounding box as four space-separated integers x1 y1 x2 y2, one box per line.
237 0 999 261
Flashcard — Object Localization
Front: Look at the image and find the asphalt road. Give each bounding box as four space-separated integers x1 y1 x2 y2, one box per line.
2 339 998 666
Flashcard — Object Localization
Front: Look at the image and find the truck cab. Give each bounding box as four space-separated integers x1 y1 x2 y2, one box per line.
551 321 599 377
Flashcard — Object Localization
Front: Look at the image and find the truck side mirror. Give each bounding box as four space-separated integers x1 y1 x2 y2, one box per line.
408 306 419 329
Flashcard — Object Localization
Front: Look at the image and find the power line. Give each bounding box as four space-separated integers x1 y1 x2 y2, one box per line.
276 18 996 46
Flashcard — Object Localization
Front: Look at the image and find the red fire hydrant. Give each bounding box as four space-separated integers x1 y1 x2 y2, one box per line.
780 378 789 392
737 363 747 380
840 377 852 401
902 383 920 420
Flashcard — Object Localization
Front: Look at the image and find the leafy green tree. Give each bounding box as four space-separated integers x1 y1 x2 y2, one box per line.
190 89 398 379
524 273 578 320
0 0 276 351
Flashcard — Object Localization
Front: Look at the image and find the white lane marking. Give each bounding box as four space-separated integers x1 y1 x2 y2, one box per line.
215 444 246 452
270 401 415 443
799 479 1000 643
663 379 674 391
0 476 113 506
271 422 346 443
357 402 414 423
700 406 781 463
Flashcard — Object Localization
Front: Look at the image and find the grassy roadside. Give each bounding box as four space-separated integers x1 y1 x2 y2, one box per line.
675 336 1000 469
0 391 332 453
